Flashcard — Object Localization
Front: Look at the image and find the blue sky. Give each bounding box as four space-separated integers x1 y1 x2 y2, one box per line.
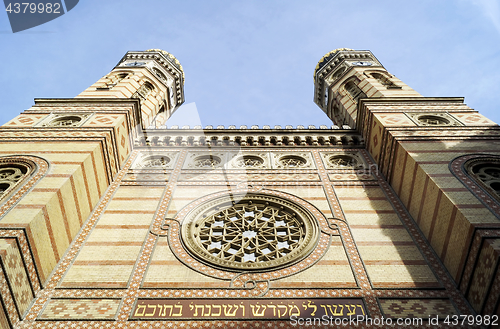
1 0 499 128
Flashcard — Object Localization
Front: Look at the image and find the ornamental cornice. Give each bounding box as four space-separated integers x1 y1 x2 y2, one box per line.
135 129 364 148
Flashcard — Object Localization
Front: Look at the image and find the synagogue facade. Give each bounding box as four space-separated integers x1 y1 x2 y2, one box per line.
0 48 499 328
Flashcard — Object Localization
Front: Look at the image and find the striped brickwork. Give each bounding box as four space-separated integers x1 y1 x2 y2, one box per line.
0 142 109 282
77 69 173 128
335 185 439 288
0 99 141 328
328 67 421 128
360 97 500 315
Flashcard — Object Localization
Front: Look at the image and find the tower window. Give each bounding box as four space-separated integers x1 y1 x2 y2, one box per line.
371 72 397 88
46 115 83 127
344 81 366 102
450 155 500 215
133 81 155 101
140 155 171 168
97 73 129 90
418 115 449 125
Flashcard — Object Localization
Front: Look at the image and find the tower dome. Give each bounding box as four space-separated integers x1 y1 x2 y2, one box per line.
314 48 354 79
146 49 184 82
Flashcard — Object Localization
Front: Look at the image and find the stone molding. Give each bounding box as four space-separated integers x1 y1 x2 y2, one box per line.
135 130 364 148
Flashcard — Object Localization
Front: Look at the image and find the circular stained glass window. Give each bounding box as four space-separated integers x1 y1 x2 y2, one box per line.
328 155 359 169
417 115 449 126
181 193 319 271
278 155 307 168
193 155 221 168
47 116 82 127
141 156 171 168
234 155 264 168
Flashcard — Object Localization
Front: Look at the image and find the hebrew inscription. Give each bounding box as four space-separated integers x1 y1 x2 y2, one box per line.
131 298 366 320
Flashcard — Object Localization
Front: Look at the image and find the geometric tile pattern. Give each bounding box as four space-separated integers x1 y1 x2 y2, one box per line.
38 299 120 320
379 299 458 318
0 259 19 326
0 238 34 315
450 113 497 126
0 305 9 329
375 113 415 127
467 238 500 312
3 114 46 127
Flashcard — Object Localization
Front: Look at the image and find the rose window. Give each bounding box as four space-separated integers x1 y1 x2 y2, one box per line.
278 155 307 168
141 156 171 168
328 155 358 168
235 155 264 168
46 116 82 127
193 155 221 168
181 194 319 271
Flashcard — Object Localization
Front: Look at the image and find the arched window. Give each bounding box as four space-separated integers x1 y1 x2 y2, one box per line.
331 66 346 81
467 158 500 201
97 72 129 90
371 72 397 88
0 157 40 204
0 164 29 200
450 155 500 218
133 81 155 101
344 80 366 102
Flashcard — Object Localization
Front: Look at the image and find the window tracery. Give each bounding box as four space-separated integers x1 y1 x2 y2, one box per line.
278 155 307 168
0 165 28 199
344 80 366 102
181 193 320 270
133 81 155 101
466 158 500 200
45 115 82 127
140 155 171 168
417 115 449 126
234 155 264 168
328 155 358 168
407 113 462 127
0 158 37 203
193 155 221 168
450 155 500 217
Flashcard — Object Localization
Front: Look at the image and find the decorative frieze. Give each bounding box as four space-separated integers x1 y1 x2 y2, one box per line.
135 129 364 148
